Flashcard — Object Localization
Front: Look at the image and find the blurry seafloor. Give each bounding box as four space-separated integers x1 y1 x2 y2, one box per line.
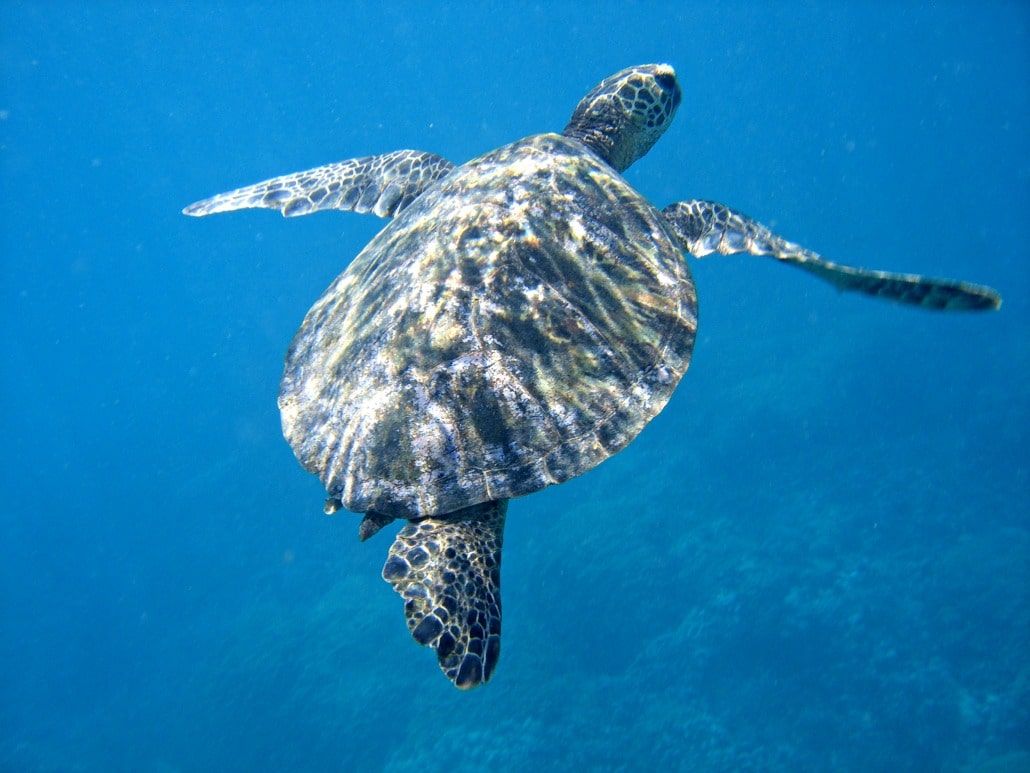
1 3 1027 772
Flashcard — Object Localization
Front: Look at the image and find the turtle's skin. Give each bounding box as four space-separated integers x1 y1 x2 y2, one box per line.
184 64 1002 689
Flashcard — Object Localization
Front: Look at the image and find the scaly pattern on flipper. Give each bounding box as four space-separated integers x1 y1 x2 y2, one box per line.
381 500 507 689
183 150 455 219
661 200 1001 311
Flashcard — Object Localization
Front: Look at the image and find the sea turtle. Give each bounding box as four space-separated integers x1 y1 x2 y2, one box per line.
184 64 1001 689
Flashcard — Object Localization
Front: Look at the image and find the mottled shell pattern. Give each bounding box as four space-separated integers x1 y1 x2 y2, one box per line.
278 66 695 519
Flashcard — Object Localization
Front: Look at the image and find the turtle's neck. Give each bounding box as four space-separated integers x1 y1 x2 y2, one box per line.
562 119 631 173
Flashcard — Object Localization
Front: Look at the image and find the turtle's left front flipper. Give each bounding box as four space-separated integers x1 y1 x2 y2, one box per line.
662 200 1001 311
183 150 455 219
381 500 507 690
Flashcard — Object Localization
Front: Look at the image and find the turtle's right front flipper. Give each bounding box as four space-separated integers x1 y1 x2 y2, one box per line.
661 200 1002 311
183 150 455 219
381 500 507 690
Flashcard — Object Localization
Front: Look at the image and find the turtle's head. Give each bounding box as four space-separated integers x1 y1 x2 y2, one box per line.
563 64 681 173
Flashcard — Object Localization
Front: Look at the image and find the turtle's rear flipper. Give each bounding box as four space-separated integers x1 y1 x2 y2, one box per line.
382 500 507 689
662 199 1002 311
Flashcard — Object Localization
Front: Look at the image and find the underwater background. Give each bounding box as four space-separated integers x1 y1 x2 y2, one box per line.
2 3 1027 771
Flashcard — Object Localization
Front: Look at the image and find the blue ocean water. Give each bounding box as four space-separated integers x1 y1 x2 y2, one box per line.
2 2 1027 770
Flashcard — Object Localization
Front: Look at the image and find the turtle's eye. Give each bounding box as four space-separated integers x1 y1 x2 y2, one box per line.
655 72 677 91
